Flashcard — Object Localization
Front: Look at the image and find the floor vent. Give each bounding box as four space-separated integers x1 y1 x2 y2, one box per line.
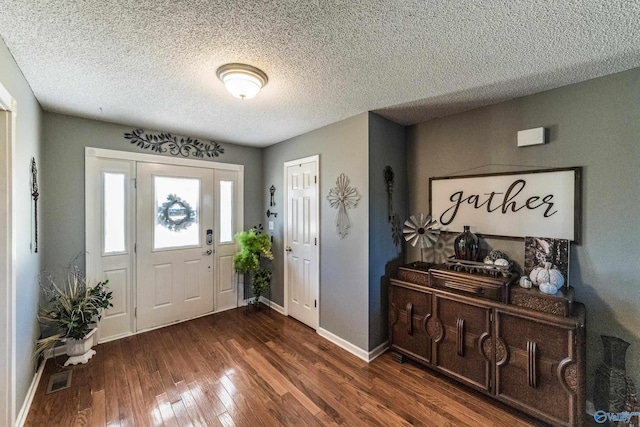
46 370 72 394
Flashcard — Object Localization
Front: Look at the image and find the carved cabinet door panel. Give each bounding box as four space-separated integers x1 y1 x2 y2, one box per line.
432 295 492 392
389 284 432 364
494 309 579 426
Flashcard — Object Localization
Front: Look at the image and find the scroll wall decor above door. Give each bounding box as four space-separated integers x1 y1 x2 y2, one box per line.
124 129 225 159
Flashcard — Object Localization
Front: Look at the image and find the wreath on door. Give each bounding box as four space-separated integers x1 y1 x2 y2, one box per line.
157 194 197 232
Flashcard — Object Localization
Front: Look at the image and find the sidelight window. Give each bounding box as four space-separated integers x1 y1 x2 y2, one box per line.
103 172 126 254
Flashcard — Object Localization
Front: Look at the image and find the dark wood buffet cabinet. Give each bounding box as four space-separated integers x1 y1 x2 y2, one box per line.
389 263 586 427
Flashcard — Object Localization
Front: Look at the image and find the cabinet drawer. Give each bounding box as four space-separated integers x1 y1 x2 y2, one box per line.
389 284 432 364
397 262 432 286
430 269 509 302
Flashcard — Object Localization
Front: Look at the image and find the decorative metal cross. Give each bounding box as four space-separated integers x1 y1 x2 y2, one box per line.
327 173 360 239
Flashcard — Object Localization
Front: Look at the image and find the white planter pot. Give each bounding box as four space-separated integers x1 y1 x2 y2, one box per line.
64 328 97 366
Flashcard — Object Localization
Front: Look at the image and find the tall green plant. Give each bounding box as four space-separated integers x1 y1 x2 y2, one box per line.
234 228 273 305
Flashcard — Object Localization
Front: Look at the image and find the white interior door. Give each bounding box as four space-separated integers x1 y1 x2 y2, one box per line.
136 163 215 331
285 157 319 329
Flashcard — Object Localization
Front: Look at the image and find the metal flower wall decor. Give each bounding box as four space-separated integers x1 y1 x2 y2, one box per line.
125 129 225 159
327 173 360 239
391 214 403 247
403 213 440 262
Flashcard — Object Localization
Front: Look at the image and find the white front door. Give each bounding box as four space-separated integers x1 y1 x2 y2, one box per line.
285 157 319 329
136 163 215 331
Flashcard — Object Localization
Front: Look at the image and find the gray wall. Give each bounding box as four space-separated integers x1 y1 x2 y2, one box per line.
368 113 406 350
406 67 640 401
262 113 370 350
41 112 262 274
0 39 43 418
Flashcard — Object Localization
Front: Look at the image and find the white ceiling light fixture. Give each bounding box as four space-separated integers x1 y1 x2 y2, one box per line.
216 63 268 100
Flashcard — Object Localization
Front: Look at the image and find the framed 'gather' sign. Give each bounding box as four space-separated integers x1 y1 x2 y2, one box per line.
429 167 582 242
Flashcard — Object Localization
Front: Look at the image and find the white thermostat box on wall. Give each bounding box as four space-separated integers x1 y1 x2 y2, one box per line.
517 127 546 147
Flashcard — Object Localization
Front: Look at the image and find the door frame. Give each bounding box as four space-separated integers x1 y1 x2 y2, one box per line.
283 155 320 329
0 82 17 426
85 147 244 341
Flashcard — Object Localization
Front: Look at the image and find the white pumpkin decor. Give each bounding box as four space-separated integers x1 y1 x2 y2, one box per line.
494 258 510 267
539 282 559 295
483 256 494 265
519 276 533 289
529 261 565 286
529 262 566 294
529 265 549 284
530 262 565 287
547 266 565 288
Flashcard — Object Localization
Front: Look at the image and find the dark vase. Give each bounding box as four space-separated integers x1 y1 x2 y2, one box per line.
454 225 479 261
593 335 632 417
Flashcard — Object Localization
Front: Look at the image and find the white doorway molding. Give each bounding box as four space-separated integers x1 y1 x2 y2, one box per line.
0 81 17 426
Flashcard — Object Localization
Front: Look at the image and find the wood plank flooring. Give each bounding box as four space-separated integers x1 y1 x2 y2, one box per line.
26 307 549 426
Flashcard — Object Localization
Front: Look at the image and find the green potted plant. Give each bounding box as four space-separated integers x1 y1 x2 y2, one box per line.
233 227 273 307
36 263 113 366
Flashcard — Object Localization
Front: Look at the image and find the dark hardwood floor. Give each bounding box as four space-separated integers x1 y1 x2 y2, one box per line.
26 307 549 426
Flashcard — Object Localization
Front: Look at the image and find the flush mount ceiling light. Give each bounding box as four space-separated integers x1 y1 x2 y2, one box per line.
216 63 268 100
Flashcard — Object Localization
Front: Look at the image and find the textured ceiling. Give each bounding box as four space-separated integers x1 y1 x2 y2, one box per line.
1 1 639 147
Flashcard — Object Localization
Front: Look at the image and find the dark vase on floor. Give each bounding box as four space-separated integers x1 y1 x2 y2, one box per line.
593 335 632 419
454 225 479 261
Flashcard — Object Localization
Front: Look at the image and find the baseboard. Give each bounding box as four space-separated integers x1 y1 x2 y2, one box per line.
258 297 285 315
15 360 45 427
316 328 389 363
316 328 370 362
368 341 389 361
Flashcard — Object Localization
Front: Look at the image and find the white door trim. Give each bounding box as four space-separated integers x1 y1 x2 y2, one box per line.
85 147 243 172
0 82 17 426
283 155 320 329
85 147 244 341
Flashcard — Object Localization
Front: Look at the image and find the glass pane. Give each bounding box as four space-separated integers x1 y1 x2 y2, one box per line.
220 181 233 243
154 176 200 250
103 172 126 254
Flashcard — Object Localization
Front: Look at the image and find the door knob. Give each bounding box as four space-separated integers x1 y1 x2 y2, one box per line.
202 249 213 255
285 246 292 252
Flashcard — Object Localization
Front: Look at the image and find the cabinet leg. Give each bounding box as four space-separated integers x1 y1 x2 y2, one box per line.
391 352 405 364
